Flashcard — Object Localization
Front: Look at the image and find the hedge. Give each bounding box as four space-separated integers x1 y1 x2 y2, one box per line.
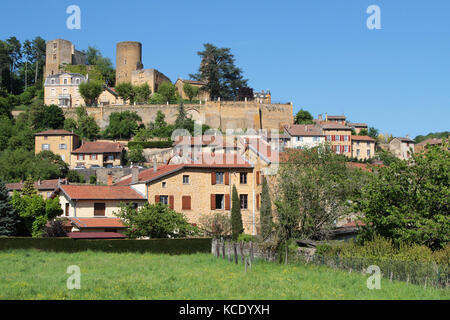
0 237 212 254
128 141 173 149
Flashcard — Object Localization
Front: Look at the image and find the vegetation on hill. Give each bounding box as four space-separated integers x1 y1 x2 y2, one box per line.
415 131 449 144
294 109 314 125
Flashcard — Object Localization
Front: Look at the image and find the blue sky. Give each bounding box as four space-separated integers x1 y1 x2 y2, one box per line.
1 0 449 138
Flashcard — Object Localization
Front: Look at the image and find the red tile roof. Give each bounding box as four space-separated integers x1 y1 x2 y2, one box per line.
68 217 126 229
35 129 76 136
319 122 353 130
351 135 375 142
59 185 145 200
416 138 444 146
116 153 252 186
284 124 324 137
72 141 124 154
67 232 126 239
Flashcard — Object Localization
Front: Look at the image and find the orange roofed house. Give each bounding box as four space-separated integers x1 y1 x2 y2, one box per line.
34 130 81 166
70 141 125 169
115 153 264 235
351 135 376 160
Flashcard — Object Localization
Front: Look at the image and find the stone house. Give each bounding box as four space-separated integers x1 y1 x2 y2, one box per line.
44 73 87 108
175 78 210 101
34 129 81 166
6 178 67 200
389 137 415 160
284 124 325 150
70 141 125 169
351 135 376 160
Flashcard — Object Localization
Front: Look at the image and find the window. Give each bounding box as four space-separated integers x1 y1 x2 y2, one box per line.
51 79 55 85
357 141 360 146
53 43 57 49
335 135 340 141
63 79 68 85
59 144 67 150
216 172 224 184
240 173 247 184
344 135 349 141
42 144 50 150
183 175 189 184
77 154 84 161
313 136 319 142
107 155 114 161
367 150 371 157
162 182 166 188
240 194 248 210
76 78 80 84
61 155 65 161
215 194 224 209
94 203 106 216
297 136 303 142
182 196 191 210
91 154 97 160
344 145 349 153
327 135 331 141
356 149 360 156
53 54 56 61
159 196 169 205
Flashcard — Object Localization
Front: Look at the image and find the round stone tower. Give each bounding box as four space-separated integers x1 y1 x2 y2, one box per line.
115 41 143 85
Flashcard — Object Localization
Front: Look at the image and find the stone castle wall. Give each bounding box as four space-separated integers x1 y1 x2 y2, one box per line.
63 101 293 132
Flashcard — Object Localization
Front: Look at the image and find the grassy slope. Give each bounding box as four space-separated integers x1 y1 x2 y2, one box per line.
0 249 448 300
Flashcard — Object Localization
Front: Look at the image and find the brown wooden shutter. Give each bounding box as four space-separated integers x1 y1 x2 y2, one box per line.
155 195 160 203
256 194 260 210
225 172 230 185
225 194 230 210
210 194 216 210
182 196 191 210
256 171 260 185
169 195 174 209
94 203 105 216
211 172 216 185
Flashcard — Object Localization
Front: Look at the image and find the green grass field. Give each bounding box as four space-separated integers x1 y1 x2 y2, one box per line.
0 249 448 300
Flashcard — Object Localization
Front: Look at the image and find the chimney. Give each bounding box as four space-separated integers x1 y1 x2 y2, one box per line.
132 167 139 184
325 113 328 121
107 173 113 186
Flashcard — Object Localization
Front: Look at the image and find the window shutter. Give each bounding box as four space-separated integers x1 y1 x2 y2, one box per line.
340 135 344 142
256 194 260 210
211 172 216 185
225 172 230 185
225 194 230 210
155 195 160 203
256 171 260 185
182 196 191 210
211 194 216 210
332 135 335 142
169 196 174 209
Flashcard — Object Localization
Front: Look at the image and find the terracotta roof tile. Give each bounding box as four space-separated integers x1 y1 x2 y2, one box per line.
351 135 375 142
72 141 124 154
35 129 76 136
68 217 126 229
284 124 324 137
59 185 145 200
67 232 126 239
6 179 67 191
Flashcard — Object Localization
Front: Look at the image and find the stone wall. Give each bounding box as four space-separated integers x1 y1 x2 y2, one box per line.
63 101 293 132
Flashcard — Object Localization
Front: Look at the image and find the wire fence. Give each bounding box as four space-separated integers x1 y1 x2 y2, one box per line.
293 253 449 289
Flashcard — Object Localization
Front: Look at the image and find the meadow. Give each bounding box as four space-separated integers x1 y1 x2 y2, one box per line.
0 249 448 300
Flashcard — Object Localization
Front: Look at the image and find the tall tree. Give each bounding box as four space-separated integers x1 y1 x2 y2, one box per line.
157 81 177 104
231 184 244 240
260 176 273 238
115 82 135 104
190 43 248 101
102 111 142 139
294 109 314 125
183 82 199 102
84 46 116 87
0 180 20 236
78 81 103 106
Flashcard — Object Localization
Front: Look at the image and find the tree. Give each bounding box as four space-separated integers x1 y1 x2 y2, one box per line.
260 176 273 239
42 104 65 129
157 81 177 104
127 144 145 164
356 142 450 249
368 127 379 139
84 46 116 87
174 103 195 135
199 212 231 238
190 43 248 100
102 111 142 140
231 185 244 240
22 176 37 196
237 87 254 101
72 106 99 141
294 109 314 125
183 83 199 102
115 82 135 104
134 83 151 104
0 180 20 236
78 81 103 106
116 203 199 239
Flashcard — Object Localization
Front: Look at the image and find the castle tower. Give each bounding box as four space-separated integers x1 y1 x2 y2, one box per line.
45 39 75 77
116 41 143 85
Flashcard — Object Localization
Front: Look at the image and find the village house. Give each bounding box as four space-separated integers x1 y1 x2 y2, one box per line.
115 153 262 235
98 86 124 106
347 122 369 135
284 124 325 150
318 122 353 157
351 135 376 160
175 78 210 101
34 129 81 166
414 137 448 153
44 72 87 108
6 178 67 199
70 141 125 169
388 137 415 160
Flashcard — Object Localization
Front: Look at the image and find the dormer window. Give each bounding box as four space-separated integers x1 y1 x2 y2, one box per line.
64 79 68 85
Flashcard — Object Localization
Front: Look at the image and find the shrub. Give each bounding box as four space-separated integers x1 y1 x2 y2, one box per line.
199 212 231 238
127 141 173 149
89 175 97 184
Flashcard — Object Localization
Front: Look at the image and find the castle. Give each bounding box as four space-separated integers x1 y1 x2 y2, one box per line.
43 39 293 131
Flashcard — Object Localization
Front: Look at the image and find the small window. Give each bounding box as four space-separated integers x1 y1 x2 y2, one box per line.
59 144 67 150
215 172 224 184
356 149 360 156
42 144 50 150
53 43 57 49
51 79 55 85
183 175 189 184
160 196 169 205
64 79 68 85
240 173 247 184
53 54 56 60
78 154 84 161
107 155 114 161
240 194 248 210
94 203 106 216
91 154 97 160
335 135 340 141
162 182 166 188
367 150 371 157
215 194 224 210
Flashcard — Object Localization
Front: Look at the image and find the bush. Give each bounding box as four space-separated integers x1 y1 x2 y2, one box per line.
67 171 85 183
89 175 97 185
127 141 173 149
199 212 231 238
237 234 254 242
43 219 67 238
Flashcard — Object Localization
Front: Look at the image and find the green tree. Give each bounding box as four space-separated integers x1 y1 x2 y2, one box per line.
183 82 199 102
127 144 145 164
260 176 273 239
0 180 20 236
84 46 116 87
116 202 199 239
157 81 177 104
134 83 151 104
294 109 314 125
102 111 142 140
78 81 103 106
356 142 450 249
115 82 135 104
73 106 99 141
174 103 195 134
22 176 37 196
42 104 65 129
190 43 248 100
231 185 244 240
368 127 379 139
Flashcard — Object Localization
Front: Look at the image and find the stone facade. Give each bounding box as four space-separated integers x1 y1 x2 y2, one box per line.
44 73 86 107
175 78 210 101
131 69 171 94
44 39 86 77
63 101 294 132
34 130 81 166
116 41 143 84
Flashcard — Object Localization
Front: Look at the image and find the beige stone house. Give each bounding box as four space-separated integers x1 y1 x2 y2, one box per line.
70 141 125 169
284 124 325 150
131 69 171 95
44 73 87 107
175 78 210 101
389 137 415 160
116 153 262 235
351 136 376 160
98 87 124 106
34 129 81 166
6 179 67 200
318 122 353 157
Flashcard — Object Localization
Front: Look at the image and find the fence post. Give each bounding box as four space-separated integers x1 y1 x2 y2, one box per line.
250 241 254 262
234 243 238 264
245 257 247 273
240 241 244 264
216 241 220 258
222 240 225 259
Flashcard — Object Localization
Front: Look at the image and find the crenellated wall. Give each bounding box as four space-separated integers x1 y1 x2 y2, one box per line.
63 101 293 132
